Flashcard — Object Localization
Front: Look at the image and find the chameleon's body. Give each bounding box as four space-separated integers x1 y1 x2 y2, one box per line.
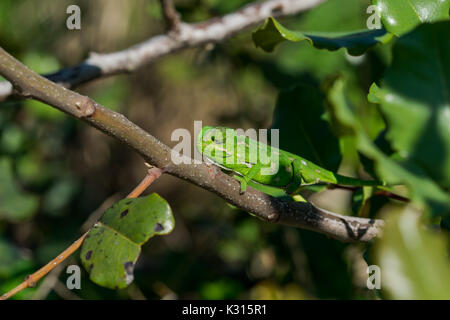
197 126 384 193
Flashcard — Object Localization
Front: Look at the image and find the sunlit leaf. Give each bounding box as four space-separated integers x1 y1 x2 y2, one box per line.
372 0 450 36
270 0 380 79
368 21 450 190
252 17 392 56
327 77 450 217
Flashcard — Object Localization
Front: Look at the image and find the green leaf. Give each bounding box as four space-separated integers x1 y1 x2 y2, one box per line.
374 205 450 299
252 17 392 56
372 0 450 36
271 84 342 172
80 194 174 290
327 77 450 217
270 0 381 79
0 157 38 222
368 21 450 190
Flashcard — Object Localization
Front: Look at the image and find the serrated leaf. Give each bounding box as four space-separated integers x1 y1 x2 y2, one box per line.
0 157 38 222
374 205 450 299
372 0 450 36
327 77 450 217
80 194 174 289
368 21 450 190
252 17 392 56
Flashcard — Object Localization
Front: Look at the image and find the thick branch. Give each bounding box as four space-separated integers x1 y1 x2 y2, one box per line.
0 46 383 242
0 0 326 101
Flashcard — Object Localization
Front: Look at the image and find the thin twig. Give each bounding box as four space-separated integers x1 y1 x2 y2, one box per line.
374 190 410 203
159 0 181 33
31 264 65 300
127 167 165 198
0 168 164 300
0 233 88 300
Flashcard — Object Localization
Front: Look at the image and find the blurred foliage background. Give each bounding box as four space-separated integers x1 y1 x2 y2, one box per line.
0 0 449 300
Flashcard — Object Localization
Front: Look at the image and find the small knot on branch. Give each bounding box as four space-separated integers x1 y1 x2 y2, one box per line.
266 212 280 222
74 96 96 117
24 275 36 288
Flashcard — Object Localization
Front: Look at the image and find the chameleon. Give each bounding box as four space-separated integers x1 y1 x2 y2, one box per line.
197 126 385 194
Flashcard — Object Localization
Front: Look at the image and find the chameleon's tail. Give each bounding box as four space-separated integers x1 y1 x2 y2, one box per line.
334 174 384 187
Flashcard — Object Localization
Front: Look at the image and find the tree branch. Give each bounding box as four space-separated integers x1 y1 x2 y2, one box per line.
0 0 327 102
159 0 181 33
0 46 384 243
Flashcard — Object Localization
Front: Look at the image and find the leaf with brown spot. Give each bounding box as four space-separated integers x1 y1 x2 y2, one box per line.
154 223 164 232
120 209 129 218
85 250 93 260
80 193 174 289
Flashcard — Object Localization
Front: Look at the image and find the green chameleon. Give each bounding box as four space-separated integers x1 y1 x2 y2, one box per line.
197 126 385 194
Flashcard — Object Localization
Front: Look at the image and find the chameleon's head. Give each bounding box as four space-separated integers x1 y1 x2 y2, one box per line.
196 126 235 164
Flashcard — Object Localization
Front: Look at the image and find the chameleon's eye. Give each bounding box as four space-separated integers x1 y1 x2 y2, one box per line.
213 136 223 144
209 131 224 144
206 129 224 144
